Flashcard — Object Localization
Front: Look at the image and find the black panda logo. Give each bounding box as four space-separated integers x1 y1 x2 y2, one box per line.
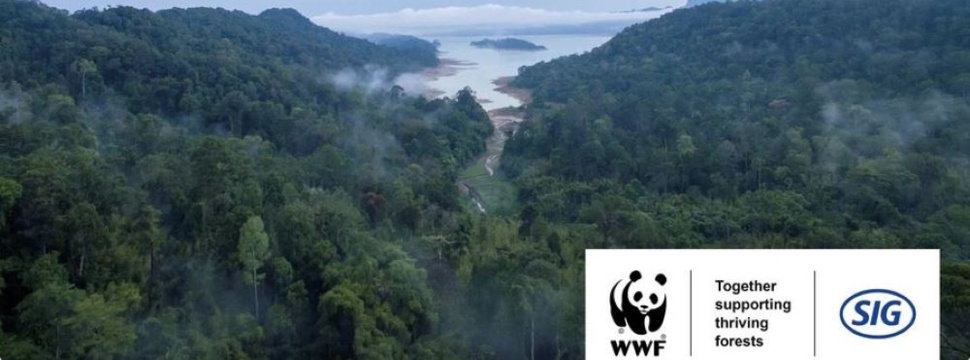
609 271 667 335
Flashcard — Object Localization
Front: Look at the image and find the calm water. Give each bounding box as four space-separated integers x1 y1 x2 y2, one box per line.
421 35 611 110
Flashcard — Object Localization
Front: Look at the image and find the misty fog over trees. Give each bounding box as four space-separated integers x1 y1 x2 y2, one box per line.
0 0 969 359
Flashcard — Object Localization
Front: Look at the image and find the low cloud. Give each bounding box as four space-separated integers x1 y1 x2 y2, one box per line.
328 65 429 97
312 4 673 36
329 66 393 93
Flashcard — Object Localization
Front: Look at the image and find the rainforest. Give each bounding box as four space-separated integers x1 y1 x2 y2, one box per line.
0 0 969 358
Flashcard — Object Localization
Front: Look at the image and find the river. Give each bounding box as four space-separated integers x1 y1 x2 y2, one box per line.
415 35 612 213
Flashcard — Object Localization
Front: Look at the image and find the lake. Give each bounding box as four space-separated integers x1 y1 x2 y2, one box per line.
418 35 612 110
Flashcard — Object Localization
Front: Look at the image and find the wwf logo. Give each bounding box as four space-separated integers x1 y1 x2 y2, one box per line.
609 271 667 335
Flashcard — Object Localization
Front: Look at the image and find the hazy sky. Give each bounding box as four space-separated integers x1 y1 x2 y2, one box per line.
41 0 686 35
43 0 687 15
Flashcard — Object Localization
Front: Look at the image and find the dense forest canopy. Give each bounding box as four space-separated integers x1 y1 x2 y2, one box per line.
1 0 969 358
0 1 508 358
509 0 970 357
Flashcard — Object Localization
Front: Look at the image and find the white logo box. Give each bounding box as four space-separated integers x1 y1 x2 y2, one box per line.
585 249 939 359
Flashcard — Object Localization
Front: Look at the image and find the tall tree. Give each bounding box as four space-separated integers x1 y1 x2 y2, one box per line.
238 216 270 318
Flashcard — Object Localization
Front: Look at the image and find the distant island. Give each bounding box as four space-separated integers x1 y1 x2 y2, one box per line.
618 6 673 13
470 38 547 51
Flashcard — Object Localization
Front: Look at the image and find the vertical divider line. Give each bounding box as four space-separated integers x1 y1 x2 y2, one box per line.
690 270 693 357
813 270 817 357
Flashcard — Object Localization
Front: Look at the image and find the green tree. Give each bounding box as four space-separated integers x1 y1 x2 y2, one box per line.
70 58 97 99
238 215 270 318
0 177 22 230
18 254 82 358
64 291 138 358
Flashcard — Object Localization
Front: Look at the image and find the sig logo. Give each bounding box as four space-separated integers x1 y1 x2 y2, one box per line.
840 289 916 339
608 270 667 357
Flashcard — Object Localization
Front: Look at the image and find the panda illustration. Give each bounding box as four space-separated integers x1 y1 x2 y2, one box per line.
609 270 667 335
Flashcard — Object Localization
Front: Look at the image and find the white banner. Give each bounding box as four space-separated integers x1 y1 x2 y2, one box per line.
585 249 939 359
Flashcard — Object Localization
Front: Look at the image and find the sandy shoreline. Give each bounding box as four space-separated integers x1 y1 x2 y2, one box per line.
487 107 522 118
418 59 532 112
419 58 476 99
492 76 533 105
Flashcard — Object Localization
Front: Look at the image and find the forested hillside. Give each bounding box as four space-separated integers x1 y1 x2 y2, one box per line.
509 0 970 357
363 33 440 60
684 0 737 8
0 1 507 358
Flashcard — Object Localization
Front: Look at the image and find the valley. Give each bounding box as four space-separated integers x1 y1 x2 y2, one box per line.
413 35 607 214
2 0 970 358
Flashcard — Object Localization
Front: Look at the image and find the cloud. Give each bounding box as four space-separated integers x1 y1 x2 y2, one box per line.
311 4 673 36
327 65 430 98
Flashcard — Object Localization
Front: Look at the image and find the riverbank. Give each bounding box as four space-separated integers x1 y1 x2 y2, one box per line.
456 77 529 215
418 36 609 215
483 80 528 178
492 76 532 105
